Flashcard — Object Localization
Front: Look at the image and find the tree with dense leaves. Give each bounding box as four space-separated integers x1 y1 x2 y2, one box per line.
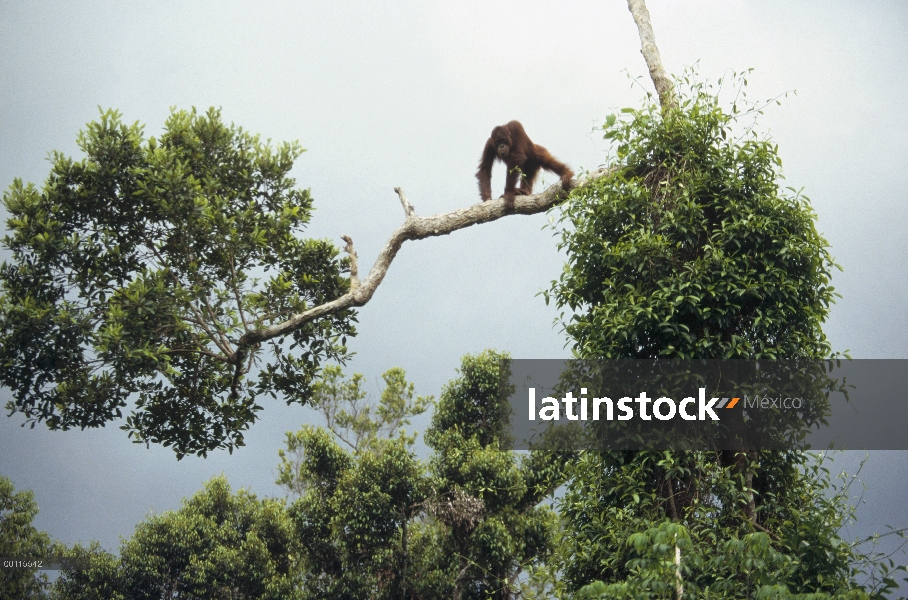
0 475 55 599
275 365 431 599
538 56 897 600
420 350 564 600
52 476 300 600
26 355 562 600
278 351 565 600
0 108 356 458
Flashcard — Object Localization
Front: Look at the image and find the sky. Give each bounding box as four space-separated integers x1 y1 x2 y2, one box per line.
1 0 906 587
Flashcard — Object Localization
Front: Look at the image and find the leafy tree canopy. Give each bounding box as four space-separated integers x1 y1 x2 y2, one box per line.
547 73 837 361
553 451 889 599
52 476 300 600
422 350 564 600
538 75 898 598
278 351 566 600
0 108 355 457
0 475 56 599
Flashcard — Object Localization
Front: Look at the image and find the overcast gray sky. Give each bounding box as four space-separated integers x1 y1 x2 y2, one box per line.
1 0 906 584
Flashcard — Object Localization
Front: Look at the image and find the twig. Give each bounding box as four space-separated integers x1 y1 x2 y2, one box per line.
394 187 416 217
340 235 359 292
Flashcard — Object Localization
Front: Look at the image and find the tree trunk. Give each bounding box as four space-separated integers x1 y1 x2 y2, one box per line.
400 516 408 600
675 542 684 599
627 0 677 110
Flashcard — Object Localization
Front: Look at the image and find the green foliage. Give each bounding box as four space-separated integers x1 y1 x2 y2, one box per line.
279 352 566 599
0 475 54 599
575 523 871 600
541 75 890 598
49 542 120 600
287 433 426 599
316 365 432 452
548 76 837 361
554 451 880 599
0 108 356 457
277 366 430 599
52 476 301 600
276 365 431 497
421 350 564 599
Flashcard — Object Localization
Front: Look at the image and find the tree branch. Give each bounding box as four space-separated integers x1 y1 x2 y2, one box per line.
394 187 416 217
340 235 359 293
627 0 676 110
236 169 613 351
752 521 781 542
666 476 679 521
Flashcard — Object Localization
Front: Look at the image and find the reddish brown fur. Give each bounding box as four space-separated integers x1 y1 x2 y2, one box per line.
476 120 574 210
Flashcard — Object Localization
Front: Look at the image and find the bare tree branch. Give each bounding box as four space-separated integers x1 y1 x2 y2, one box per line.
394 187 416 217
340 235 360 293
236 168 613 352
627 0 676 110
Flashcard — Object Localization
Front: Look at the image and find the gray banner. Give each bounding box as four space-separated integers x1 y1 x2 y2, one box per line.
503 359 908 451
